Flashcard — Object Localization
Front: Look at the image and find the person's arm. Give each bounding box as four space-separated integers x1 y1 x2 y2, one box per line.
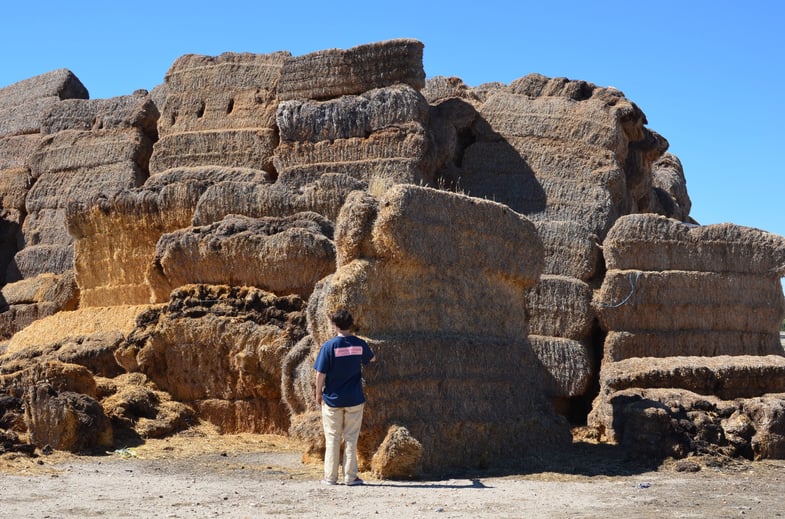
315 371 326 405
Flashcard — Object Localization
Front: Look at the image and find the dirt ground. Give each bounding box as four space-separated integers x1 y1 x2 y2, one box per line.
2 425 785 519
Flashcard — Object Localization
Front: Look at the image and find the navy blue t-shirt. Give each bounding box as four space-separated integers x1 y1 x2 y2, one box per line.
313 335 374 408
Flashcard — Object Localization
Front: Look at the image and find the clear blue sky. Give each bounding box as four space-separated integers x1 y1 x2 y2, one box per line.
2 1 783 242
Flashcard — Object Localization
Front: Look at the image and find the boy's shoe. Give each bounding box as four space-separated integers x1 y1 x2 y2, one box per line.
345 478 364 486
320 479 337 486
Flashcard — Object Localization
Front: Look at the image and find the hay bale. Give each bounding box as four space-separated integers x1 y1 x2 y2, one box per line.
68 167 268 307
40 91 159 137
599 355 785 400
647 152 692 221
529 335 594 398
0 69 88 137
603 214 785 275
150 51 289 175
370 424 423 479
525 275 594 339
191 173 365 226
604 330 785 362
11 245 73 278
281 335 316 416
273 126 431 188
595 270 785 333
0 272 79 340
533 220 601 280
148 213 335 301
277 39 425 101
0 134 42 170
277 84 429 143
116 285 306 434
422 76 483 105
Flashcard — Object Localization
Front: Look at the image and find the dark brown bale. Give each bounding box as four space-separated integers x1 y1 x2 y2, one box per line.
276 39 425 101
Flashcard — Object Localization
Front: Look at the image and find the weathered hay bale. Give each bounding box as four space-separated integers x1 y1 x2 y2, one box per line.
0 331 123 378
68 167 268 307
370 424 423 479
11 245 73 278
25 383 113 451
0 167 33 213
603 214 785 275
422 76 483 105
0 272 79 340
102 373 195 440
40 91 159 137
532 220 600 280
0 69 88 137
599 355 785 400
143 165 272 188
116 285 307 434
5 305 151 355
604 330 785 362
525 275 594 339
529 335 594 398
148 213 335 301
354 335 570 472
151 51 289 175
280 335 315 416
0 360 97 398
150 129 279 174
277 39 425 101
0 134 42 170
647 153 692 221
192 173 365 226
277 85 429 142
595 270 785 333
273 126 431 188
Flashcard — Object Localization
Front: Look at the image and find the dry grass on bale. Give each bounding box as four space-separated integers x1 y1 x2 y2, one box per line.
4 306 153 354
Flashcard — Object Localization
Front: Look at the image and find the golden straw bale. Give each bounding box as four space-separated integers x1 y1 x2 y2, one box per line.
5 305 152 354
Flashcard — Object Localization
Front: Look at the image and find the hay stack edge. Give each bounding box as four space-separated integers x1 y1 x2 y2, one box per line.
1 39 784 476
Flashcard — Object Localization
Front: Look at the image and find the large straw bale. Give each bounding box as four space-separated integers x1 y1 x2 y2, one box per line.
529 335 594 398
163 51 290 94
525 275 594 339
40 91 159 137
273 125 430 188
277 85 429 143
277 39 425 101
532 220 601 280
192 173 366 226
604 330 785 362
150 129 279 174
0 134 42 170
0 69 88 137
0 167 33 213
148 213 335 301
116 285 306 433
603 214 785 275
595 270 785 333
5 305 152 354
68 167 267 307
599 355 785 400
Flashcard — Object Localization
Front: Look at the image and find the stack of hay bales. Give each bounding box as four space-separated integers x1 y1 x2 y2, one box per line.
0 70 89 285
288 184 571 475
274 39 431 189
589 214 785 458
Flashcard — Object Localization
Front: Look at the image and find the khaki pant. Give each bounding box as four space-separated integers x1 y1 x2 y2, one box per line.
321 402 365 483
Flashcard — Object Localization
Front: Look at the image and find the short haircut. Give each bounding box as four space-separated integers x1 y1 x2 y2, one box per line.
330 308 354 330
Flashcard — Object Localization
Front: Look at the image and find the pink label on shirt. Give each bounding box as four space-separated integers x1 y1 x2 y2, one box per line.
335 346 363 357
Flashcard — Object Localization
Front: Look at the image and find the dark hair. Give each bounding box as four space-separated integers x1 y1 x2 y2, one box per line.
330 308 354 330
